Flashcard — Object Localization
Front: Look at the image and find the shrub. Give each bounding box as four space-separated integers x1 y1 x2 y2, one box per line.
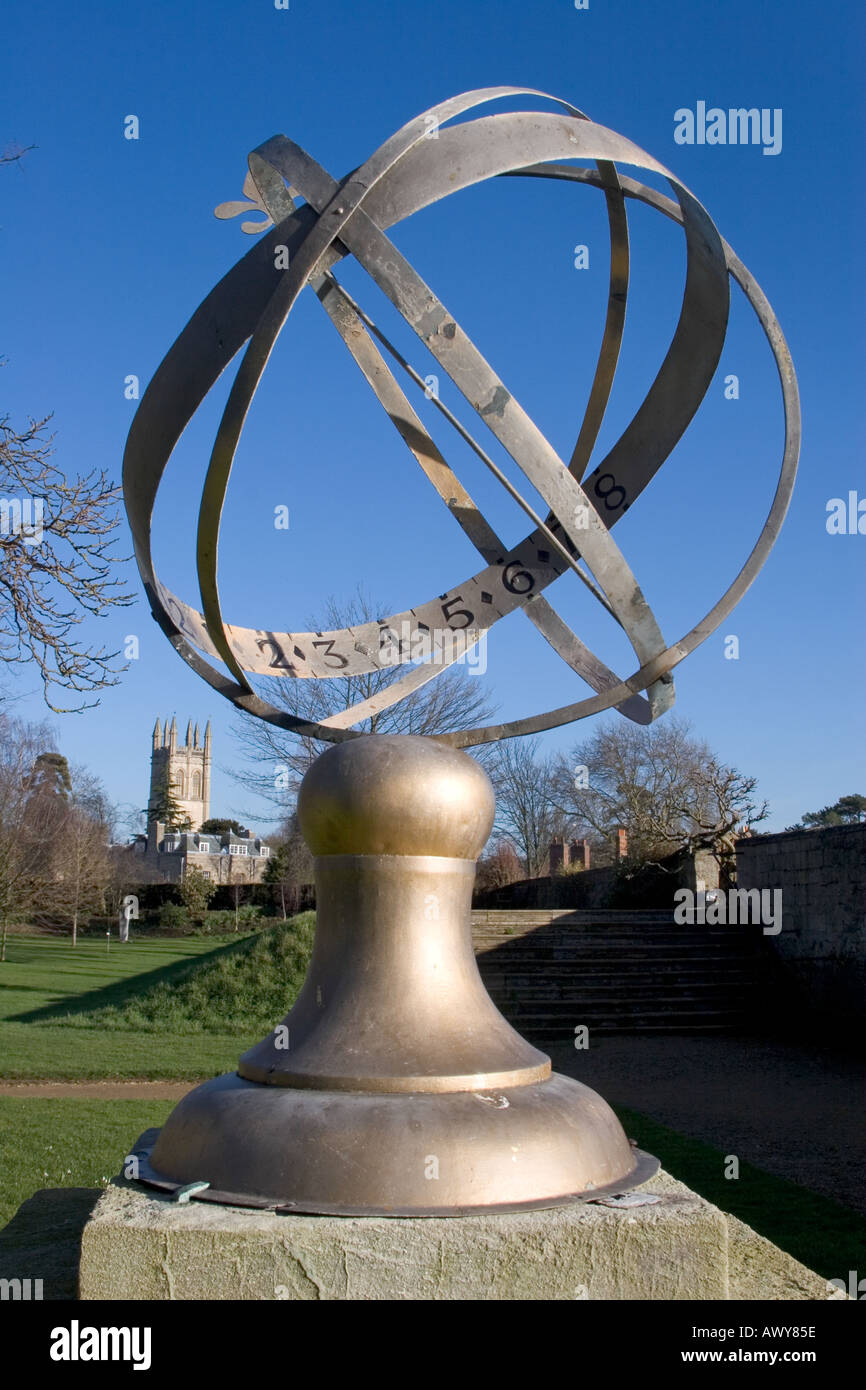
158 902 191 932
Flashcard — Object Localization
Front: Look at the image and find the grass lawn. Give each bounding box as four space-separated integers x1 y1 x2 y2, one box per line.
0 934 262 1079
0 1098 179 1298
0 1097 176 1230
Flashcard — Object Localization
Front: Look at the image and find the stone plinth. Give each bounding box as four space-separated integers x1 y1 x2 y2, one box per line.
77 1170 835 1301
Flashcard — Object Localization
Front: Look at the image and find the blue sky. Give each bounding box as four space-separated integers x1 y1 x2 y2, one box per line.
2 0 863 833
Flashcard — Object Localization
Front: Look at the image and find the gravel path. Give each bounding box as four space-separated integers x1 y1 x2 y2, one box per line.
0 1081 196 1100
550 1032 866 1215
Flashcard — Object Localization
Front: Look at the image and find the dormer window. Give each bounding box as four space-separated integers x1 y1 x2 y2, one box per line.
198 841 210 853
229 843 248 856
259 846 270 857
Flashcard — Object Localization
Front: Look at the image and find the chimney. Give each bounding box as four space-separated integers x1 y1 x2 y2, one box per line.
147 818 165 857
549 836 566 876
571 838 591 870
615 827 628 861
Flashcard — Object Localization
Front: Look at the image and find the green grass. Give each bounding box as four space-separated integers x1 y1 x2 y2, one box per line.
0 1097 176 1230
0 1023 256 1079
0 1097 178 1298
615 1105 866 1282
0 921 314 1078
0 934 244 1022
42 914 316 1034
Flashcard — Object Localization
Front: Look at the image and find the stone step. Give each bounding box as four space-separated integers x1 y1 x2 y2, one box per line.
482 970 758 987
489 983 757 1001
468 908 765 1035
472 928 685 938
474 950 762 965
471 910 676 920
518 1020 748 1036
507 1006 750 1024
484 981 759 999
472 937 758 952
472 923 752 934
472 917 748 927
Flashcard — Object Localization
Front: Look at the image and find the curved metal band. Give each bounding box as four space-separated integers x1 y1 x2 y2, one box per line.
197 113 699 717
122 90 797 747
243 141 650 730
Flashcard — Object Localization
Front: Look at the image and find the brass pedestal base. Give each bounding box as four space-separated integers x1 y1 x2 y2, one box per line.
140 1074 656 1216
138 735 657 1214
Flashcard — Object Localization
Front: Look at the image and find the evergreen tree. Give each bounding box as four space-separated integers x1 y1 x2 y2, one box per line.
145 778 192 831
179 865 216 922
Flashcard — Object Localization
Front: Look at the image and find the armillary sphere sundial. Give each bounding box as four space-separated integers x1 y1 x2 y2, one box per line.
123 87 799 1215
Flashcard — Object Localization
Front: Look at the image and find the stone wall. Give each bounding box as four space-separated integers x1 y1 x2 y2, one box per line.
474 864 617 911
473 847 718 910
735 824 866 1023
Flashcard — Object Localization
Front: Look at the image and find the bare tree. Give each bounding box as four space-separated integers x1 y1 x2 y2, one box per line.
263 813 314 918
488 736 563 878
231 587 496 811
0 715 70 959
475 837 523 893
0 408 133 710
50 808 111 946
1 143 36 169
39 765 113 945
549 716 768 865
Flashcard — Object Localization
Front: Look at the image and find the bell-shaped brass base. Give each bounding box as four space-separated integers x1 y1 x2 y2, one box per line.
140 735 658 1214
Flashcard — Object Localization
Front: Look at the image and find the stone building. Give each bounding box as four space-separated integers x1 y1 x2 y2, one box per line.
137 716 270 884
139 824 271 884
149 716 211 831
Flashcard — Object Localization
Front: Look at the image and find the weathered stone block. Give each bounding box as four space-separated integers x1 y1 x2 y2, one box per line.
77 1171 834 1301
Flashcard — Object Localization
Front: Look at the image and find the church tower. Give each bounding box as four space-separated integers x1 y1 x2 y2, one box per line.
149 716 211 831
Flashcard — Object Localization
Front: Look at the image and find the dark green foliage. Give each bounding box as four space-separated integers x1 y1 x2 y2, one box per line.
199 817 245 836
178 866 217 921
157 902 188 931
791 794 866 830
144 781 191 831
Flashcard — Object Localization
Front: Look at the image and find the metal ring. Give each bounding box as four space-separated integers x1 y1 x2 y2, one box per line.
122 88 799 746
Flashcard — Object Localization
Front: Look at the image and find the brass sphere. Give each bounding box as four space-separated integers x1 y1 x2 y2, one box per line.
297 733 495 861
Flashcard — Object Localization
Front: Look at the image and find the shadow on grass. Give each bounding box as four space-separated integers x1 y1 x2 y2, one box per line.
617 1105 866 1282
10 936 253 1025
0 1187 102 1300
